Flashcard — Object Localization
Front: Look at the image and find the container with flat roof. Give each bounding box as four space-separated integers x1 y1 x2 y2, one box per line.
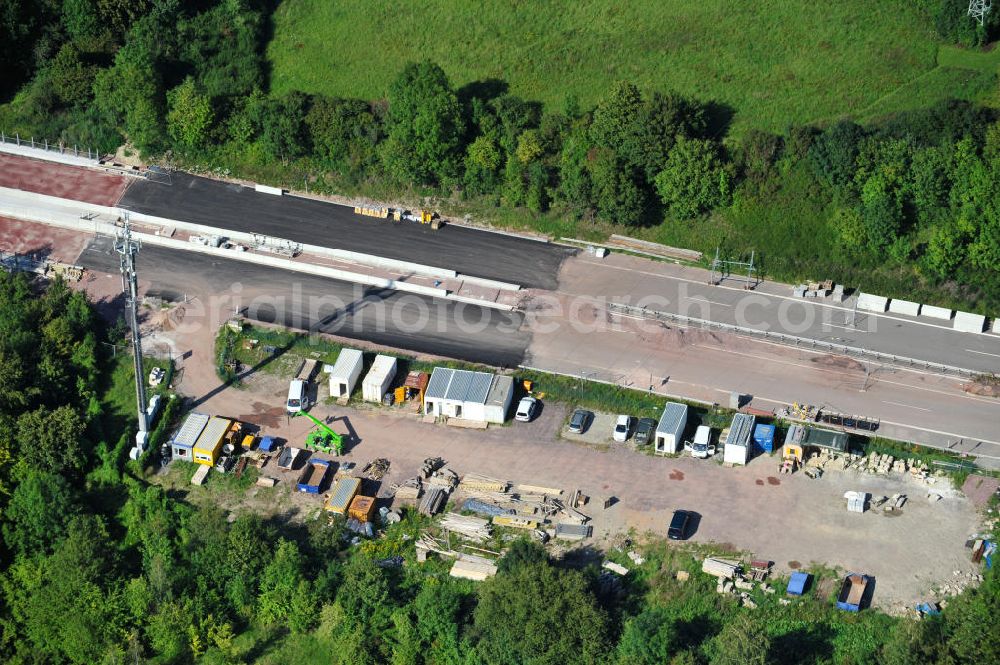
363 355 397 403
171 412 209 461
296 459 330 494
328 348 364 399
193 416 232 466
326 477 362 514
655 402 688 454
723 413 755 465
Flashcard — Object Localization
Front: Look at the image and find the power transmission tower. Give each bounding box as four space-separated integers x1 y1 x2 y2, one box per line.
116 215 149 450
969 0 991 25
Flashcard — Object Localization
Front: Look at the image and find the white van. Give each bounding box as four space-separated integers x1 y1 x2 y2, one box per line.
686 425 715 458
286 379 311 414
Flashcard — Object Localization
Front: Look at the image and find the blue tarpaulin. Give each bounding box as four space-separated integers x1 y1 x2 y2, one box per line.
259 436 277 452
754 424 776 453
787 572 810 596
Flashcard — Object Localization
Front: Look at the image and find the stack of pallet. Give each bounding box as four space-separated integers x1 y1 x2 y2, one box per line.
440 512 492 542
419 486 448 516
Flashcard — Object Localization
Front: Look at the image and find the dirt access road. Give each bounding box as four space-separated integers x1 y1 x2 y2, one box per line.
128 289 982 613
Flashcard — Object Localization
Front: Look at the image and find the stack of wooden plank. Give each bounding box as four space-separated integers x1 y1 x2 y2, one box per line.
514 484 563 497
459 473 508 493
419 486 448 516
427 467 459 489
440 512 492 542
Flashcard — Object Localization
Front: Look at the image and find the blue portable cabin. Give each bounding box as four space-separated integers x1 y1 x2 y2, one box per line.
753 424 776 454
786 572 810 596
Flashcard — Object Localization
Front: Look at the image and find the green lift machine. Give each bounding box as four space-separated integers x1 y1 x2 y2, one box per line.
293 411 344 455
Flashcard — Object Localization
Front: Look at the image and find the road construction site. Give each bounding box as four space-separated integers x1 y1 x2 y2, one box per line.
140 312 983 612
0 146 999 461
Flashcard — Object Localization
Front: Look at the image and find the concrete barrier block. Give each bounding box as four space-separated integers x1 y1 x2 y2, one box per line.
953 311 986 333
254 184 283 196
888 299 920 316
856 292 888 313
921 304 953 321
993 319 1000 334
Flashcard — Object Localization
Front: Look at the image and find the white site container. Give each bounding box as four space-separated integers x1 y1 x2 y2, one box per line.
328 348 364 399
723 413 755 466
654 402 688 454
362 355 397 403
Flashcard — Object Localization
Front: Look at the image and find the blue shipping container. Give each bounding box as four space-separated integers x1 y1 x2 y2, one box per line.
753 424 776 453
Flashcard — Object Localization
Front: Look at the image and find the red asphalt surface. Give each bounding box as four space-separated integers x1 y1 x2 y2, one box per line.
0 152 128 206
0 216 95 263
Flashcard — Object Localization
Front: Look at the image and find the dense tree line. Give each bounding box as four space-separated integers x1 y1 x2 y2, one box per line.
3 1 998 307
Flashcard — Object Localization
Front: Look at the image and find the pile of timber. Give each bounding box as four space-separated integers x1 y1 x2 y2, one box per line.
363 458 390 480
419 486 448 516
391 477 423 501
440 512 492 542
427 467 459 489
459 473 509 493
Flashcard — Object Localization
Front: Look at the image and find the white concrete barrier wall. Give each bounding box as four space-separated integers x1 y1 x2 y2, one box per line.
888 299 920 316
0 141 99 168
0 186 113 217
921 304 953 321
856 292 888 313
953 311 986 334
993 319 1000 334
254 184 283 196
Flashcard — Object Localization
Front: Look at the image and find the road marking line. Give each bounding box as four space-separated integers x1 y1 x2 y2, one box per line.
822 322 868 333
686 296 732 307
881 400 931 412
966 349 1000 359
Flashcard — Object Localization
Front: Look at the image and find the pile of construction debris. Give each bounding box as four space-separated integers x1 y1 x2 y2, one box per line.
362 458 390 480
805 450 944 483
389 459 460 516
701 557 775 609
454 473 591 540
415 533 500 581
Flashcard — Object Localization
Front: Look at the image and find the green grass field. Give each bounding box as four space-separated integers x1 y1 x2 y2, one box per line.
267 0 942 135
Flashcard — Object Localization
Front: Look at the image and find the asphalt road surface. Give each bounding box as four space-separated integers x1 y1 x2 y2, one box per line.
76 237 530 367
559 253 1000 374
119 174 573 289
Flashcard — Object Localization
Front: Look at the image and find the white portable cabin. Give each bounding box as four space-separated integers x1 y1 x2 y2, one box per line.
424 368 494 422
171 412 209 461
723 413 755 466
362 355 397 403
328 348 364 399
654 402 688 454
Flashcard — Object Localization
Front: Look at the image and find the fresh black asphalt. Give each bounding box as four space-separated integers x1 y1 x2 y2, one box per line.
77 238 530 367
119 174 574 290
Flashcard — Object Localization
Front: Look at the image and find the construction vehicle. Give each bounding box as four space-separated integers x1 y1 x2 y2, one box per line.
293 411 344 455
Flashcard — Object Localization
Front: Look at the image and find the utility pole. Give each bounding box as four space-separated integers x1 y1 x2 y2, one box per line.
116 215 149 450
969 0 991 25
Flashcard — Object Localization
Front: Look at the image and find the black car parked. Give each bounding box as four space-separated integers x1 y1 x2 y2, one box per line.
668 509 693 540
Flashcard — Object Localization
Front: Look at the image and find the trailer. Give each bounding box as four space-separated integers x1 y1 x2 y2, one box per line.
296 459 330 494
836 573 872 612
